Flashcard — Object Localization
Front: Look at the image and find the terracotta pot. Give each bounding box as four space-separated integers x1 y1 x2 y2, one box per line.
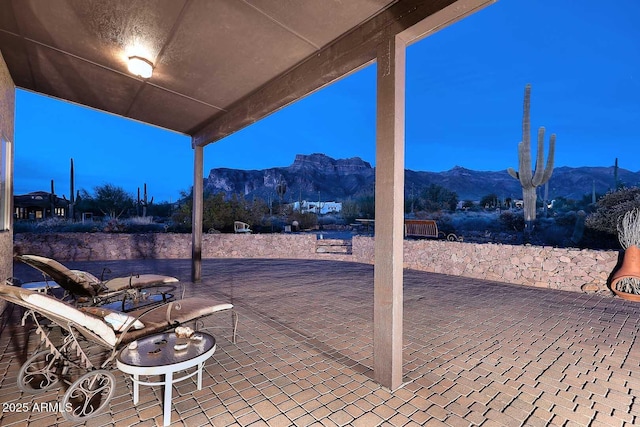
611 245 640 302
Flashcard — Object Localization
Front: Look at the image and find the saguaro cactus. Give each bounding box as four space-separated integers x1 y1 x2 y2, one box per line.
507 84 556 232
137 183 154 217
69 158 75 220
50 179 56 218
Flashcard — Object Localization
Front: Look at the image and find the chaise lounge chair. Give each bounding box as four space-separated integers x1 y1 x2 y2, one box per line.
0 281 237 423
15 254 179 311
234 221 252 233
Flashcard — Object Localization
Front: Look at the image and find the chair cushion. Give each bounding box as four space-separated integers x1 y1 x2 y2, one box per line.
25 293 117 346
18 255 98 296
101 274 178 292
80 306 145 332
119 298 233 343
104 312 145 331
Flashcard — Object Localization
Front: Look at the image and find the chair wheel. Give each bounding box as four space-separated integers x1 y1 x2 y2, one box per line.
61 370 116 422
17 350 61 393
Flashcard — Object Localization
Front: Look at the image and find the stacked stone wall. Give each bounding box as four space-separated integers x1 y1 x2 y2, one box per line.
14 233 619 294
13 233 352 262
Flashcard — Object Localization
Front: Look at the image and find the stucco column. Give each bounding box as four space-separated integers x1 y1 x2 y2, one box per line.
191 142 203 282
374 35 406 390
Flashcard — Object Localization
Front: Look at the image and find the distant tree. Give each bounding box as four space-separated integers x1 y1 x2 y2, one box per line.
480 193 499 209
95 184 134 219
341 199 359 224
172 190 269 232
421 184 458 212
203 193 233 232
462 200 475 210
77 184 134 219
357 195 375 218
405 187 420 214
288 211 318 230
548 196 569 212
146 201 173 218
248 197 269 225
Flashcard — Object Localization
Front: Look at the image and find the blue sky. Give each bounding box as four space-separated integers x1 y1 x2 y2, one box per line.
15 0 640 202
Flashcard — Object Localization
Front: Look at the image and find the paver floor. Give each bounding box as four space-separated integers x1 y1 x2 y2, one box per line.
1 258 639 426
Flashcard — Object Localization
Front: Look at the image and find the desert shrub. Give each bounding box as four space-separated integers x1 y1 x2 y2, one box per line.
14 218 95 233
461 200 476 210
537 223 570 247
318 214 345 226
120 218 166 233
289 212 318 230
554 210 579 227
164 221 190 233
13 221 38 233
433 213 454 235
17 219 47 233
450 211 501 233
34 218 69 231
585 187 640 236
61 221 103 232
14 218 124 233
499 211 525 232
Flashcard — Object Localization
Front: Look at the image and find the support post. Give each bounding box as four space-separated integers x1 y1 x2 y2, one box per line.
191 142 203 282
373 34 406 390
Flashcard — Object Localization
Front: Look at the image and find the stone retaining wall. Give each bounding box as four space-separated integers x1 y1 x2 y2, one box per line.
13 233 353 262
14 233 620 294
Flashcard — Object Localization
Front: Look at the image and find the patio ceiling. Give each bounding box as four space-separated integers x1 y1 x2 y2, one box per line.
0 0 475 147
1 0 495 391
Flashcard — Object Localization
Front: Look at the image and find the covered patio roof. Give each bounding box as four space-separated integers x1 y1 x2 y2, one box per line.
1 0 488 146
0 0 496 390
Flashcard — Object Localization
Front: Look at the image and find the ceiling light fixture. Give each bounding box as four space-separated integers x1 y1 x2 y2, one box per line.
128 56 153 78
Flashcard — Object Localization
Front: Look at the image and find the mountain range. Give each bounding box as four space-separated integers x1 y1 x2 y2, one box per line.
204 153 639 202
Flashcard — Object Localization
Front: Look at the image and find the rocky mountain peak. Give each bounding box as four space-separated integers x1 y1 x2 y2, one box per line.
203 153 638 202
289 153 372 175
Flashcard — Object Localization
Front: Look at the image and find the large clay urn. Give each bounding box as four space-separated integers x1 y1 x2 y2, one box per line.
610 245 640 302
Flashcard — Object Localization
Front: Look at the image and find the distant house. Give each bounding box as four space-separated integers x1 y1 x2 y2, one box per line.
291 200 342 215
14 191 69 220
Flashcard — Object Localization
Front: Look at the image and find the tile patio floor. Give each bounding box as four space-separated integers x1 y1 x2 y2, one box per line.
1 258 640 426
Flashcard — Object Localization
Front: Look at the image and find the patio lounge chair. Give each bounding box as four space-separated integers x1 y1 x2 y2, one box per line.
0 281 236 423
234 221 252 233
15 254 179 311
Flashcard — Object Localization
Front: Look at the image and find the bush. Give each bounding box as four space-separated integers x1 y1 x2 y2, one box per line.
14 217 167 234
499 211 525 232
450 211 501 233
585 187 640 236
536 223 570 247
554 210 579 227
288 212 318 230
14 218 97 233
120 218 166 233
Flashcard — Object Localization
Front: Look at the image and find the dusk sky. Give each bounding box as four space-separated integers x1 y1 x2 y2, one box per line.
14 0 640 203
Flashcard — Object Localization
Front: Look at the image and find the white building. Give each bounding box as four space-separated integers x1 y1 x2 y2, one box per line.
291 200 342 215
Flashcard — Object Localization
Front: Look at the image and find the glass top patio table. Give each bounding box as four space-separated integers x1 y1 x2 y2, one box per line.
117 331 216 426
